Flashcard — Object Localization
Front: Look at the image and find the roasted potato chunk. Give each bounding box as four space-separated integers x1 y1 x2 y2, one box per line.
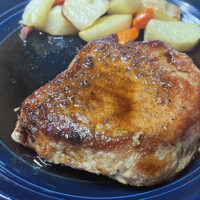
42 6 77 36
144 19 200 51
20 0 55 29
79 15 132 42
63 0 110 30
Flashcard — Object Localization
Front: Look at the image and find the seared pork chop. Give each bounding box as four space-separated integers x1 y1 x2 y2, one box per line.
12 34 200 186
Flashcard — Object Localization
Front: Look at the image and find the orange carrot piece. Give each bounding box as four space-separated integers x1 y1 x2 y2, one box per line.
133 8 154 29
19 26 33 41
117 27 139 45
53 0 65 7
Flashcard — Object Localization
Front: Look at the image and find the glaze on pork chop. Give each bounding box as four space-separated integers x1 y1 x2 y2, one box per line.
12 34 200 186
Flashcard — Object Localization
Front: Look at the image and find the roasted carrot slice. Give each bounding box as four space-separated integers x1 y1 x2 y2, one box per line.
53 0 65 7
133 8 154 29
19 26 33 41
117 27 139 45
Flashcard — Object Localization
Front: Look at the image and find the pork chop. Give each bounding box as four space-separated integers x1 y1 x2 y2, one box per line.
12 34 200 186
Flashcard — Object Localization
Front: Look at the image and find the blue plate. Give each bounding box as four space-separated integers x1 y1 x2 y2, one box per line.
0 1 200 199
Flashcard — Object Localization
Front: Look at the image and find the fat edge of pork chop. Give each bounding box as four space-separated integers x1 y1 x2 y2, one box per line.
12 34 200 186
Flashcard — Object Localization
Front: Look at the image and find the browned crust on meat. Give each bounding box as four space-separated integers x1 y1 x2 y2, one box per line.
12 118 200 186
11 34 200 185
